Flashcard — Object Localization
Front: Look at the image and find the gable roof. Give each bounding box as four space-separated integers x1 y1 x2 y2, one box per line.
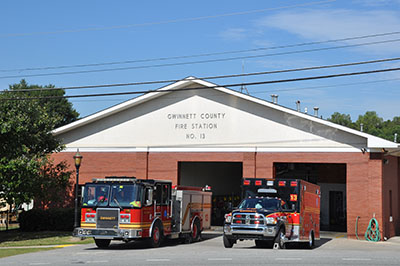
53 77 399 152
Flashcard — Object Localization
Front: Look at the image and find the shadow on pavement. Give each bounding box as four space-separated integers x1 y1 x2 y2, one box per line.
85 231 222 250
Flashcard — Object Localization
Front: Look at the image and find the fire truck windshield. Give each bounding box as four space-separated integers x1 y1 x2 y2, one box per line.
109 184 142 208
82 184 142 208
82 184 110 207
238 198 281 211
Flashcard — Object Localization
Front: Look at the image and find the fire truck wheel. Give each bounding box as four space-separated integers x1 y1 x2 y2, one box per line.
273 227 286 249
223 234 235 248
94 239 111 249
149 223 163 248
191 219 201 242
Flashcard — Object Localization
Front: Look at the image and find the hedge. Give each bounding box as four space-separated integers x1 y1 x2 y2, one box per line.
19 208 75 232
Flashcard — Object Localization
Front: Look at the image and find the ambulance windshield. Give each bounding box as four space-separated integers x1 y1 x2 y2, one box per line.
238 198 281 212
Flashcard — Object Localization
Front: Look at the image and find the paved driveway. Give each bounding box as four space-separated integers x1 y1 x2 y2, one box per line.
1 230 399 266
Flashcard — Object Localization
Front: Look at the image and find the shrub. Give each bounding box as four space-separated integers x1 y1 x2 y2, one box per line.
19 208 74 232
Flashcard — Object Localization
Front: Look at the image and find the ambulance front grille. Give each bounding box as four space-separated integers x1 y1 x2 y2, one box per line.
232 213 265 225
96 208 119 229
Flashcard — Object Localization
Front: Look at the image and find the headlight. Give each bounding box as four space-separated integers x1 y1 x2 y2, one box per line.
266 217 277 224
225 213 232 223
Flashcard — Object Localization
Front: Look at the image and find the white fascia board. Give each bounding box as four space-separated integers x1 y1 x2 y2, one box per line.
62 146 362 153
52 78 196 135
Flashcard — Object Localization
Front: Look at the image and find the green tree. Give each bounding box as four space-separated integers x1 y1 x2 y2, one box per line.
381 116 400 143
328 111 399 143
355 111 384 136
327 112 355 128
8 79 79 128
0 80 79 229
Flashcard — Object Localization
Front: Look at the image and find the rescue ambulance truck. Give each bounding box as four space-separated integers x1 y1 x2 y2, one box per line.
73 177 212 248
223 178 320 249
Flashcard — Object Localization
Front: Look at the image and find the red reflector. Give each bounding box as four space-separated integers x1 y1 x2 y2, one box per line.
290 181 297 187
236 215 242 218
278 181 286 186
255 180 262 186
243 180 250 186
235 220 242 224
254 221 260 224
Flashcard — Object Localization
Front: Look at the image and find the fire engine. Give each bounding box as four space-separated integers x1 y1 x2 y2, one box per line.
223 178 320 249
73 177 212 248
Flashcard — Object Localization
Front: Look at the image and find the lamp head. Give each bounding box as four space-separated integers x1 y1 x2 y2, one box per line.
73 149 83 168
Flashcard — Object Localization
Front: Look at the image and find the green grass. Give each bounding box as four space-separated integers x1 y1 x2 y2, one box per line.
0 247 56 258
0 224 19 231
0 229 94 247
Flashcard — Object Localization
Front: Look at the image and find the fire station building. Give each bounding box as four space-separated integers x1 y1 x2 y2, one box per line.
52 77 400 239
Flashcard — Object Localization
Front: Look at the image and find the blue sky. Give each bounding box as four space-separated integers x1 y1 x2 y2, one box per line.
1 0 400 121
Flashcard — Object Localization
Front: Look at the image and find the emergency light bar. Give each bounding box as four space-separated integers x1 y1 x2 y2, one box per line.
258 188 277 194
92 178 137 183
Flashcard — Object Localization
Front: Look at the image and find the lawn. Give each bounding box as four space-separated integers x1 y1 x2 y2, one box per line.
0 247 56 259
0 229 93 247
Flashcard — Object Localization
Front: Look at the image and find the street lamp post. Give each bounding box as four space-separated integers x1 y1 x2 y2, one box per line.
73 149 83 228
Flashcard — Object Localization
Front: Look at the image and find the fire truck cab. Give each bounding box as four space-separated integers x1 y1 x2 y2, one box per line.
73 177 212 248
223 178 320 249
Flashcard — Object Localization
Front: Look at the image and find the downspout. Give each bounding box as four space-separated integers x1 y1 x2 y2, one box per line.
254 147 257 178
146 147 149 180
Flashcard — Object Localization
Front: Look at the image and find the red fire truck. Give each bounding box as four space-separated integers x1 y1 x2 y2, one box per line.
223 178 320 249
73 177 212 248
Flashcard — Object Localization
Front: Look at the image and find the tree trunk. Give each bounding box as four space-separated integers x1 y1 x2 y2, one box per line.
6 207 9 231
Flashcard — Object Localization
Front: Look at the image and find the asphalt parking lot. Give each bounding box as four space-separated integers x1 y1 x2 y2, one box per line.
1 229 400 266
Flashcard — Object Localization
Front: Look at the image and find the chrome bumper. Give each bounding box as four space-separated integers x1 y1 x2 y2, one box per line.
223 224 278 238
73 227 142 239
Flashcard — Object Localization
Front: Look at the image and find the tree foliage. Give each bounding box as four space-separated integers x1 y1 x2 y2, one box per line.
328 111 399 143
0 80 79 211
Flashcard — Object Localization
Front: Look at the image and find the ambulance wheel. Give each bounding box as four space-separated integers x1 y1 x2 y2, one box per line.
148 223 163 248
191 219 201 242
273 227 286 249
94 239 111 248
306 231 315 249
223 234 235 248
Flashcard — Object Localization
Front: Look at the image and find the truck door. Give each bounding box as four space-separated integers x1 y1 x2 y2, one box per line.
155 183 172 234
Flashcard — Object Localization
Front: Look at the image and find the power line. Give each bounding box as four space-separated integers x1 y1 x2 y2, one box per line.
0 0 335 38
2 30 399 73
2 66 400 100
252 77 400 94
69 76 400 103
2 37 400 80
3 56 400 93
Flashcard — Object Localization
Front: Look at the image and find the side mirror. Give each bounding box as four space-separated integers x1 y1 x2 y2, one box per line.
145 188 153 206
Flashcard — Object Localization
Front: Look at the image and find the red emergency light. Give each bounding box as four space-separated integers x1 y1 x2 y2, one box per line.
290 181 298 187
255 180 262 186
243 180 250 186
278 181 286 186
